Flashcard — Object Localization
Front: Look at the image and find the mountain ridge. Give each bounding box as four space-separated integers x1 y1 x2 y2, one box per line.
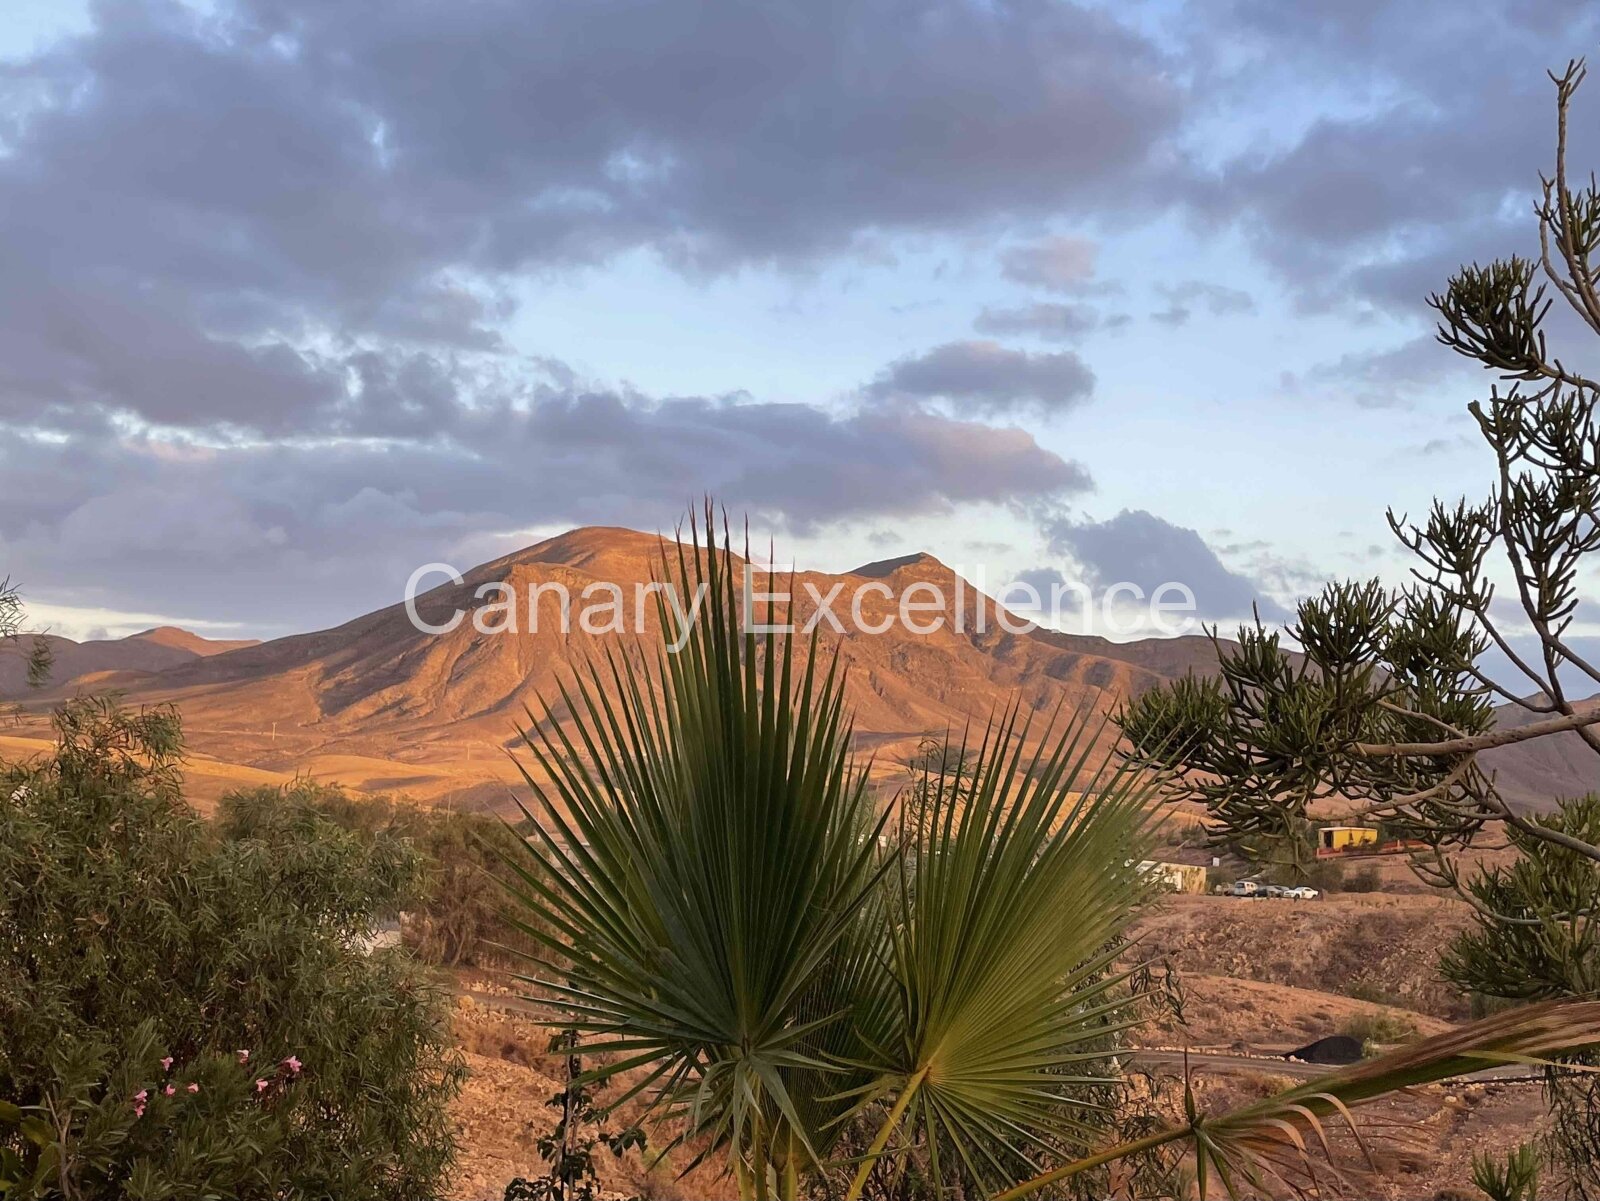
3 525 1591 812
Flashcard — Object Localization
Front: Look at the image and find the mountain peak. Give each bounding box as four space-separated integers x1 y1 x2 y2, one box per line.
127 626 260 656
850 551 941 579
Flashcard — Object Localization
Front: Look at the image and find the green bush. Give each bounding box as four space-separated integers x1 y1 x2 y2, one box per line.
0 698 465 1199
1338 1010 1417 1053
240 782 537 968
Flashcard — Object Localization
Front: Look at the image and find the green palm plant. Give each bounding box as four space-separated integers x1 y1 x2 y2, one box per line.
499 508 1160 1199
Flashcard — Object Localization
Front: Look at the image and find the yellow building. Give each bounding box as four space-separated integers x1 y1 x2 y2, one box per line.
1318 826 1379 853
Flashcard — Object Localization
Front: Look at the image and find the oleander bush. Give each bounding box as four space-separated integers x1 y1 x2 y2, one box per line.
0 697 465 1200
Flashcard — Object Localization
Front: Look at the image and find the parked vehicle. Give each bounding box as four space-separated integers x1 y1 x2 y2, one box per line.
1223 880 1260 898
1261 884 1288 899
1285 886 1321 901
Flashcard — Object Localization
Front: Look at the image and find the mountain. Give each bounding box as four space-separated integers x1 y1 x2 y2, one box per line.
0 626 260 695
5 527 1593 814
6 528 1195 809
1483 695 1600 811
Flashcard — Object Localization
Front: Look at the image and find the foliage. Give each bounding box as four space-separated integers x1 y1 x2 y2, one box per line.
1337 1010 1417 1055
0 1022 310 1199
501 1032 645 1201
0 698 465 1199
1119 61 1600 881
1472 1143 1540 1201
0 578 51 694
1441 793 1600 1197
233 781 537 968
499 505 1160 1201
1341 864 1381 894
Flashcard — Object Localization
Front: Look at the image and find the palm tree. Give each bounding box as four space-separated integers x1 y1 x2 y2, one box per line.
499 507 1600 1199
500 508 1157 1198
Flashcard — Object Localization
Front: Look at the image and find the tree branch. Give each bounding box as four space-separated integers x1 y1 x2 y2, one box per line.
1353 705 1600 757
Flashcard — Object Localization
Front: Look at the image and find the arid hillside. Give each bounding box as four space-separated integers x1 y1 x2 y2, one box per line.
5 525 1592 812
5 528 1189 808
0 625 259 694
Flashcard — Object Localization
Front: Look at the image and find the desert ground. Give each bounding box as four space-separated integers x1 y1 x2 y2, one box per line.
439 894 1548 1200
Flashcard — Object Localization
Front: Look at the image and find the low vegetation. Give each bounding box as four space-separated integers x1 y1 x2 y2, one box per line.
239 781 537 969
1338 1010 1419 1054
498 506 1600 1201
0 697 464 1199
502 510 1166 1200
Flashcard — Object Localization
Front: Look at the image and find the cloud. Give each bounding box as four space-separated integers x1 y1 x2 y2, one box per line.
1150 280 1257 326
973 302 1106 342
0 0 1188 440
1185 2 1600 315
0 366 1094 631
1291 334 1476 410
999 236 1102 292
1043 508 1289 622
0 0 1198 629
1000 565 1080 614
869 340 1096 416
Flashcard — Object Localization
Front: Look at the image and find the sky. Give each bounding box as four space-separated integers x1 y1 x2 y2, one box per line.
1 0 1597 645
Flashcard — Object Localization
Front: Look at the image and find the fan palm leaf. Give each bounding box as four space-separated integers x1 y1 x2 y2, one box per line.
994 998 1600 1200
841 706 1160 1199
499 507 888 1191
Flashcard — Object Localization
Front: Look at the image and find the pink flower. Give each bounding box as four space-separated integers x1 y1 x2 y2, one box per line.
186 1082 200 1094
255 1078 271 1093
236 1049 250 1065
159 1056 174 1072
281 1055 302 1076
163 1084 176 1097
132 1088 148 1117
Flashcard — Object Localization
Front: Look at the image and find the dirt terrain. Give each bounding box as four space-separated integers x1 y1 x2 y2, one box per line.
3 525 1582 1197
1131 893 1479 1021
442 890 1546 1201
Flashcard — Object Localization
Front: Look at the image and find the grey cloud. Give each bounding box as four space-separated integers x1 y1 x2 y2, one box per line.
1043 508 1290 622
1150 280 1256 326
0 0 1187 439
1188 1 1600 314
973 302 1105 342
1296 334 1474 410
1001 566 1080 613
0 377 1093 632
870 340 1096 416
999 236 1101 292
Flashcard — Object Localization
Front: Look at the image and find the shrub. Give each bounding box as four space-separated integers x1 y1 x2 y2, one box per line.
1339 1010 1418 1052
0 698 465 1199
237 782 537 968
1343 864 1382 893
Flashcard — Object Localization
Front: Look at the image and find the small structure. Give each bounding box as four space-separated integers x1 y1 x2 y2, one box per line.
1138 860 1208 894
1318 825 1379 854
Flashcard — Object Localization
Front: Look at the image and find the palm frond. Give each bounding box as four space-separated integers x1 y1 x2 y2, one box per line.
501 504 888 1180
995 999 1600 1201
843 704 1160 1199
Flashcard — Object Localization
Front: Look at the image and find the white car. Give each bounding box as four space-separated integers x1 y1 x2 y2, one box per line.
1285 886 1320 900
